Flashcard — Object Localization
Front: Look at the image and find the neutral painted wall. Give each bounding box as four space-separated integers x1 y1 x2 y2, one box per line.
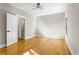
0 3 35 48
25 15 36 39
65 3 79 55
0 8 6 48
36 13 65 39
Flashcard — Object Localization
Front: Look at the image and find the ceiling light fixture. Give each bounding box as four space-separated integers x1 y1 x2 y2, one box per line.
32 3 43 10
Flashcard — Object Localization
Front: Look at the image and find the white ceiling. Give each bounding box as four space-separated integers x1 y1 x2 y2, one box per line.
10 3 66 17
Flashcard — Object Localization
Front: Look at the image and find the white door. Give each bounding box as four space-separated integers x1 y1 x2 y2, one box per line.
6 13 18 47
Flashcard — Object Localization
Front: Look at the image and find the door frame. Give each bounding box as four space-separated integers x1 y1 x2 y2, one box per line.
16 14 26 39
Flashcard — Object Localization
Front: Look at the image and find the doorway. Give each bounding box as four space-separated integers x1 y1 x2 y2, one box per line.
18 16 25 39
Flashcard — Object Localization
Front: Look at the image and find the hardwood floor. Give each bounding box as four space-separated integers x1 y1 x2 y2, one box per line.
0 37 71 55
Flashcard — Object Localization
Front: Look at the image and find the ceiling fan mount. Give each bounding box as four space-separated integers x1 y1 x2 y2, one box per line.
36 3 40 8
32 3 43 10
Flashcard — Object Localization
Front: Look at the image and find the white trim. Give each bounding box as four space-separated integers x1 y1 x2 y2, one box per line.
25 35 35 40
36 35 65 39
0 44 5 48
16 14 26 19
65 34 73 55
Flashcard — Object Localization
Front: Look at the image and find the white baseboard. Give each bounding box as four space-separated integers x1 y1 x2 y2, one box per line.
0 44 5 48
36 35 65 39
65 34 73 55
25 35 35 40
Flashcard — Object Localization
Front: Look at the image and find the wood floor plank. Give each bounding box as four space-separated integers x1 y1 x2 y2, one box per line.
0 36 71 55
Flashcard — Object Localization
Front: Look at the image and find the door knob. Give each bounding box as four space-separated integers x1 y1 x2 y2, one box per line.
6 30 10 32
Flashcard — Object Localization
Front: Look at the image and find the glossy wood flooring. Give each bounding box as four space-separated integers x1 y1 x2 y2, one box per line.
0 37 71 55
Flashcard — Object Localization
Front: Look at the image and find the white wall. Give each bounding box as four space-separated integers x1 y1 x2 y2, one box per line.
65 3 79 55
0 8 6 48
36 13 65 39
0 3 35 48
25 15 36 39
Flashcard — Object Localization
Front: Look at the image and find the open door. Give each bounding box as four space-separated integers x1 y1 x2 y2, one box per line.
6 13 18 47
18 17 25 39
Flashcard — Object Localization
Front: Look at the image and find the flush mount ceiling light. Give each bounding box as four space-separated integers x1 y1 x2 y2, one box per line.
32 3 43 10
